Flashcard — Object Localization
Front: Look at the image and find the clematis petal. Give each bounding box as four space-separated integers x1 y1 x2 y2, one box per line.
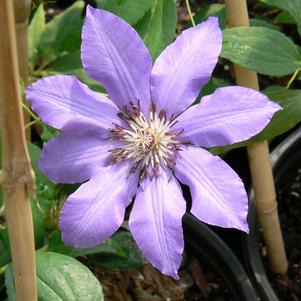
59 162 138 248
81 6 152 114
26 75 120 137
174 146 248 232
129 171 185 279
174 86 281 147
40 134 122 184
151 17 222 118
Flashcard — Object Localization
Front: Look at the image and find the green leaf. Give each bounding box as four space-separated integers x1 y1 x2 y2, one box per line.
28 4 45 70
40 123 60 143
5 266 15 301
39 1 85 66
192 4 227 29
28 141 56 204
47 52 82 73
135 0 177 61
199 76 230 99
260 0 301 24
48 229 142 268
47 231 114 257
96 0 153 25
37 252 103 301
297 24 301 37
221 27 301 76
45 52 104 92
249 18 279 31
28 142 57 247
5 252 104 301
274 10 296 24
211 86 301 154
28 142 50 187
88 230 142 269
261 0 301 37
0 230 10 268
257 87 301 140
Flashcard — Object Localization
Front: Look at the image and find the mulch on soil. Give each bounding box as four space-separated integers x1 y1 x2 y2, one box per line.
81 255 232 301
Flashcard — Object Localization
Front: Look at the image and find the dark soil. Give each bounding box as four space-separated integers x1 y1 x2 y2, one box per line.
82 252 232 301
261 167 301 300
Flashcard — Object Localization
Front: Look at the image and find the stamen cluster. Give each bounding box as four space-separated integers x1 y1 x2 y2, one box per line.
110 102 181 179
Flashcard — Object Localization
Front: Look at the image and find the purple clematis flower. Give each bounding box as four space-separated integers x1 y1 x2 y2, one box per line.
26 6 281 279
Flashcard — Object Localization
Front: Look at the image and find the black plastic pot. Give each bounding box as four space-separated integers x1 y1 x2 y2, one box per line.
242 127 301 301
183 214 259 301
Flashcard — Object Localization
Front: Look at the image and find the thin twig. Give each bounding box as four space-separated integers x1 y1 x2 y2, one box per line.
22 102 40 121
286 68 301 89
185 0 196 27
0 204 5 217
25 119 38 129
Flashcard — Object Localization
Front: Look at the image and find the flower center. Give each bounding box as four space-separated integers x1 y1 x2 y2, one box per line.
109 102 180 179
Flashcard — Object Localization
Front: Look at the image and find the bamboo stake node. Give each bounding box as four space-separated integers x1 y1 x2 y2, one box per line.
256 200 278 214
2 160 35 198
15 20 28 29
13 0 31 23
224 0 288 275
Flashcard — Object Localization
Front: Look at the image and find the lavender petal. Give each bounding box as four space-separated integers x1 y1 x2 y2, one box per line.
174 86 281 147
81 6 152 114
129 171 185 279
26 75 120 138
175 146 249 232
151 17 222 118
40 134 123 184
59 162 138 248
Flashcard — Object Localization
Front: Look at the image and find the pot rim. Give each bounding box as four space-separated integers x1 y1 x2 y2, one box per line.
184 213 259 301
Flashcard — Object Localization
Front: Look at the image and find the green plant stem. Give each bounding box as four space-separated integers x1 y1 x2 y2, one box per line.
286 68 301 89
0 204 5 217
0 265 7 275
22 102 40 122
35 198 45 216
185 0 195 27
25 119 38 129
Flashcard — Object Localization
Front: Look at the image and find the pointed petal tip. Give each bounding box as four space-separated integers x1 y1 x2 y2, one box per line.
165 269 180 280
85 3 97 16
271 100 282 112
85 4 109 20
196 15 221 36
204 15 220 26
232 218 249 233
244 224 250 234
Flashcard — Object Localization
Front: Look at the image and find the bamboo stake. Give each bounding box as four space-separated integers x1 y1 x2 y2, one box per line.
13 0 31 140
0 0 37 300
224 0 288 275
